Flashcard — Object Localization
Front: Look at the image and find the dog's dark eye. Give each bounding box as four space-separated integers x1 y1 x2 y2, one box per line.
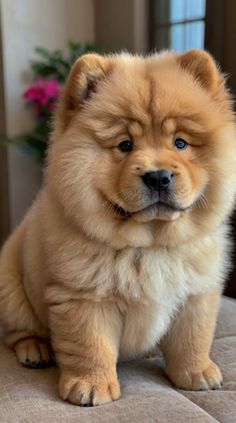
118 140 133 153
174 138 188 150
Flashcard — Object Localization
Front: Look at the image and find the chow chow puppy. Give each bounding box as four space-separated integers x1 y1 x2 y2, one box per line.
0 49 235 406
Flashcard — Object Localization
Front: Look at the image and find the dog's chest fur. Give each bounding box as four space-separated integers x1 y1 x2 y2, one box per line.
111 246 219 359
50 235 221 360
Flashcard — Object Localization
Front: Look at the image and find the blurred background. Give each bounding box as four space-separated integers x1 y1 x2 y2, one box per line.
0 0 236 297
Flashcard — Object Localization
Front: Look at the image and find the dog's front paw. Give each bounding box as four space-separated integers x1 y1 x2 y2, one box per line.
59 369 121 406
166 360 223 391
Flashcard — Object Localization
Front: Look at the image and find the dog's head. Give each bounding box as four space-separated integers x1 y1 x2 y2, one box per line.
47 50 236 248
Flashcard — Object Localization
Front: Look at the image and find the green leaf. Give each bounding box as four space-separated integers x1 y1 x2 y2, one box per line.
35 46 51 59
0 135 11 145
12 40 106 161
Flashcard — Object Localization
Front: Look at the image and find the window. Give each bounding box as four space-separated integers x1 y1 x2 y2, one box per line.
150 0 206 52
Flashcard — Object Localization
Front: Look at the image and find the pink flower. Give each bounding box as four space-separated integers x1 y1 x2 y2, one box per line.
23 77 60 107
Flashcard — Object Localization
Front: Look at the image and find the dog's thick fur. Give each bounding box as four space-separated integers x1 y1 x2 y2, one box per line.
0 50 236 406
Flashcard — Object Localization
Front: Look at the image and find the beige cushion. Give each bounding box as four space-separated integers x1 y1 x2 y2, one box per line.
0 296 236 423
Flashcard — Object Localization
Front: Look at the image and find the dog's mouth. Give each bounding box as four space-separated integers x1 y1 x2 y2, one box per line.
112 201 190 222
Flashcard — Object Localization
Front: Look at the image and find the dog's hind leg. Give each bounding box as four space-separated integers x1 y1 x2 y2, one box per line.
0 224 53 368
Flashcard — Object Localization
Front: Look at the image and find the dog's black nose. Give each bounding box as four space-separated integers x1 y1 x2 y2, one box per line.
142 170 173 190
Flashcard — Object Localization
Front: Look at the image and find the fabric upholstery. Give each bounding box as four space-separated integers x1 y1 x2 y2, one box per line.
0 296 236 423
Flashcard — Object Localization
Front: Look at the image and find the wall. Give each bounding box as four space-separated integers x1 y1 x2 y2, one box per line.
95 0 149 54
0 0 94 229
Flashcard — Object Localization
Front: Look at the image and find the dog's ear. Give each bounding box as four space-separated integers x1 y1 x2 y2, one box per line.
56 53 112 131
178 49 222 92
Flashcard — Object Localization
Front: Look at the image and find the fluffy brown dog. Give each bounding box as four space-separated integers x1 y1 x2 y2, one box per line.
0 50 236 406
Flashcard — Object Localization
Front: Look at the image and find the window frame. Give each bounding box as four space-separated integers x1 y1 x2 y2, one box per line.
149 0 206 51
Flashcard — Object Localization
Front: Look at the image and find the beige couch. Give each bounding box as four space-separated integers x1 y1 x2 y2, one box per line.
1 296 236 423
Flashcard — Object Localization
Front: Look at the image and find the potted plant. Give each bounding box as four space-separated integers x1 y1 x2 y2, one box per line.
1 41 102 161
